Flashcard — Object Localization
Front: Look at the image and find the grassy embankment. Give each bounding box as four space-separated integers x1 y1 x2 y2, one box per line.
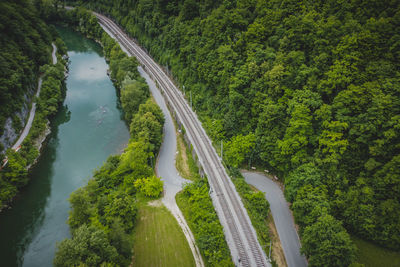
133 199 195 267
175 118 282 266
175 126 233 266
175 124 198 182
246 184 287 267
352 236 400 267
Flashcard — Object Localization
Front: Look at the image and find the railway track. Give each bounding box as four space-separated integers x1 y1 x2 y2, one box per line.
95 13 270 267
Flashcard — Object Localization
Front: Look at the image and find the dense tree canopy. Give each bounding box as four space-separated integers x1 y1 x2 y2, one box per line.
0 0 68 209
72 0 400 257
51 2 400 266
0 0 53 140
55 9 165 266
301 213 356 267
54 224 119 267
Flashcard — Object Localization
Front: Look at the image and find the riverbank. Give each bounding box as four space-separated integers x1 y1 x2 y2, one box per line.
0 26 131 267
10 43 59 153
137 66 204 267
0 41 68 212
58 7 207 266
52 17 169 265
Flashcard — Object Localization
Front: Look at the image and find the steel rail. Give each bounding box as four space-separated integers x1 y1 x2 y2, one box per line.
95 13 270 267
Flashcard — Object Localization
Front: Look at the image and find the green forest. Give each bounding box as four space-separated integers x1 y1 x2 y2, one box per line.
0 0 68 209
0 0 54 149
0 59 67 208
1 0 399 266
69 0 400 265
53 8 166 266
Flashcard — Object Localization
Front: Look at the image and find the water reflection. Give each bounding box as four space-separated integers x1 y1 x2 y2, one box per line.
60 28 103 55
0 27 129 267
0 104 70 267
69 53 108 81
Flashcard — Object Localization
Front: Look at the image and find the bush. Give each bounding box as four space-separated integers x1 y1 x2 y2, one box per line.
134 175 163 198
54 224 119 267
54 9 166 265
177 180 233 266
301 214 356 267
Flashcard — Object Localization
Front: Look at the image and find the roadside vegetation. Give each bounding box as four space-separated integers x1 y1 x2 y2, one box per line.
176 180 233 266
228 168 272 259
175 126 198 181
0 0 53 146
0 0 68 210
53 7 198 267
68 0 400 265
175 127 233 266
267 213 287 267
245 182 287 267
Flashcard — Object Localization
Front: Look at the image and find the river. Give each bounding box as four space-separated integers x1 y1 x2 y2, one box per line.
0 27 129 267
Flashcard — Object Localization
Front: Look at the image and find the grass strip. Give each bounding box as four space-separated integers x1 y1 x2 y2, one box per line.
133 201 195 267
352 235 400 267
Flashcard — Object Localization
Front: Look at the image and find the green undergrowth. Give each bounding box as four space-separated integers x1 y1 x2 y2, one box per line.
352 236 400 267
175 127 232 266
54 7 166 267
176 181 233 267
175 124 198 181
228 168 272 259
0 34 67 210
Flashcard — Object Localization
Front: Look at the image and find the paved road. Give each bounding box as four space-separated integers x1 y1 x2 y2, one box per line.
242 171 308 267
102 17 203 265
12 43 57 150
52 43 57 64
138 66 204 267
95 13 270 266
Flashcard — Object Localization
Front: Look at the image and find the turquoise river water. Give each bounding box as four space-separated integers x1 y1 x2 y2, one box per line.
0 27 129 266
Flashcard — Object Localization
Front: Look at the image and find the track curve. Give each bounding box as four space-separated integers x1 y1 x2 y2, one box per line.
95 13 270 267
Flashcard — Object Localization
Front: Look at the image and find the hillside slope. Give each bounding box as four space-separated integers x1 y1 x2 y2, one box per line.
74 0 400 262
0 0 53 153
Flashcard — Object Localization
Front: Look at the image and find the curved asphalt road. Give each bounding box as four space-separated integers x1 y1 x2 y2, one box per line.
139 64 204 267
98 20 205 266
12 43 57 150
242 171 308 267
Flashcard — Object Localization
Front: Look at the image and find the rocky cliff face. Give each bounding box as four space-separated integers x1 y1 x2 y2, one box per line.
0 0 53 156
0 90 33 154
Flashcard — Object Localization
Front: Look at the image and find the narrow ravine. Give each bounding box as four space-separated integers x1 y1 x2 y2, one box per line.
0 28 129 267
